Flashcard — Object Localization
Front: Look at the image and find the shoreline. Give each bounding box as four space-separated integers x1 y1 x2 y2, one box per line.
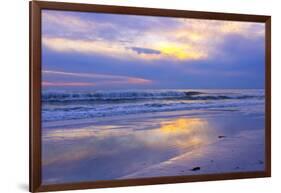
42 109 265 184
42 108 244 130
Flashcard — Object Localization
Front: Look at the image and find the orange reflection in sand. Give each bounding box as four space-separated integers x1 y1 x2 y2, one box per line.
160 118 208 148
160 118 206 134
141 118 209 149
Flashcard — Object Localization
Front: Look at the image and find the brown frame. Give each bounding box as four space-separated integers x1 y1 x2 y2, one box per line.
30 1 271 192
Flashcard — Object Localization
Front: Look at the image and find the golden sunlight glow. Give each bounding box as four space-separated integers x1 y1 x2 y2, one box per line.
158 43 206 60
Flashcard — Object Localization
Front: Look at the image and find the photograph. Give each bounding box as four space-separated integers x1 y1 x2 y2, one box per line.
41 9 266 185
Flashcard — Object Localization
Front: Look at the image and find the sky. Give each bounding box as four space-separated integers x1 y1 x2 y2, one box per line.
42 10 265 90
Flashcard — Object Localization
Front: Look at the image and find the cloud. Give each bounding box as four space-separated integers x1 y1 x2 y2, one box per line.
42 10 90 32
42 37 160 60
159 20 264 60
42 10 265 62
42 70 152 87
42 37 124 57
129 47 161 55
42 81 96 87
42 36 206 61
42 10 116 39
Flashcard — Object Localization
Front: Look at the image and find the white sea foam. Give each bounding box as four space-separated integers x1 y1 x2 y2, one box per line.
42 89 265 122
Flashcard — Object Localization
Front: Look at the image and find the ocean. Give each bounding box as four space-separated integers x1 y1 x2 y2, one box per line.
42 89 265 123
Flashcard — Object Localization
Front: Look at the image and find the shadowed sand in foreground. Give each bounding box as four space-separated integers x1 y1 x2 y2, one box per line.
42 109 264 184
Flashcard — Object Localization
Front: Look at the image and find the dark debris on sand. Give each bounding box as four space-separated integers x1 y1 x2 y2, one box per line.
190 167 201 171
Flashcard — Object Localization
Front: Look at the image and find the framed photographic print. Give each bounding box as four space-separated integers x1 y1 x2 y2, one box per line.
30 1 271 192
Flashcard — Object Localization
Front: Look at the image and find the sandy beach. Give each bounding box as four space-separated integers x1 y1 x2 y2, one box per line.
42 108 265 184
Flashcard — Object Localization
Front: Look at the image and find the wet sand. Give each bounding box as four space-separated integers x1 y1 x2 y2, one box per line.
42 109 265 184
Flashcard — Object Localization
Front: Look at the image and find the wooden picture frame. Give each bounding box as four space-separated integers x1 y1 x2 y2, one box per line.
30 1 271 192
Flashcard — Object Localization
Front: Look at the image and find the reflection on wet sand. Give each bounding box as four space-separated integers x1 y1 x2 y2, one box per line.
159 118 208 148
42 117 211 184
